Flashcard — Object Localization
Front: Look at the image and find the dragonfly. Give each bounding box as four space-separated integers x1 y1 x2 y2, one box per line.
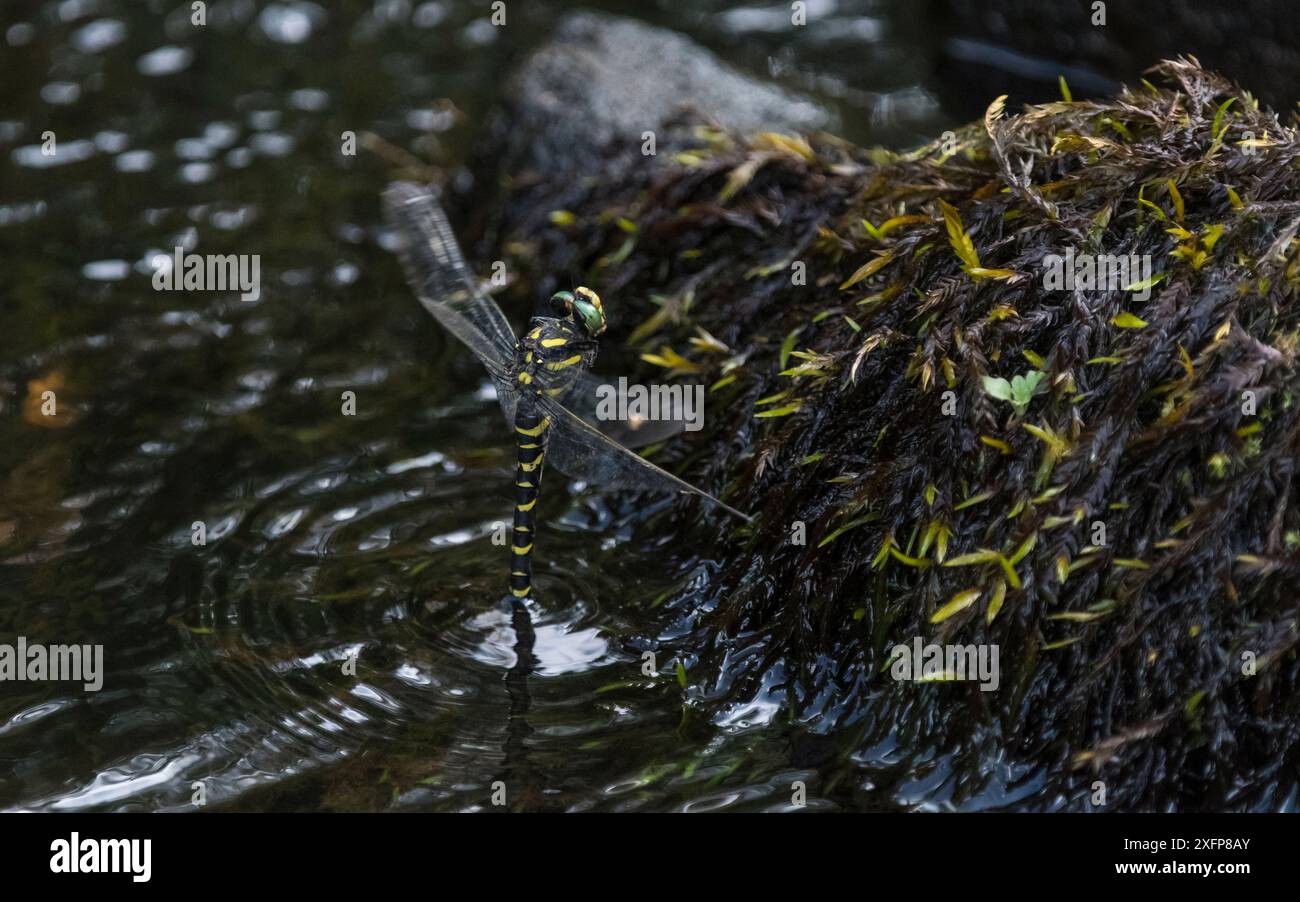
383 182 751 601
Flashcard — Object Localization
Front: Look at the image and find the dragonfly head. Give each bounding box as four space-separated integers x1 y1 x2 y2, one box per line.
551 287 606 338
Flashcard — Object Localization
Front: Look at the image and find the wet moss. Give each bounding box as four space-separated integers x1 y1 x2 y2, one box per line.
487 60 1300 809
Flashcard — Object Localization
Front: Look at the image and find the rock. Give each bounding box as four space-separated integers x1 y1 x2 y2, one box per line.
486 11 830 178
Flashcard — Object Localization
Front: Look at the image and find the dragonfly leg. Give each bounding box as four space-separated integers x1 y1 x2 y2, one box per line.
509 407 550 600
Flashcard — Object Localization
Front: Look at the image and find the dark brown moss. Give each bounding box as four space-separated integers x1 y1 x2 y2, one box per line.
488 59 1300 810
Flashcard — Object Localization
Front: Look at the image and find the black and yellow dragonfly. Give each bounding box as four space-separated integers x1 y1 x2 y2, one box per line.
383 182 751 601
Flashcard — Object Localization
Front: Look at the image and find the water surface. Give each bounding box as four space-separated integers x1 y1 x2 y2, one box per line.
0 0 962 811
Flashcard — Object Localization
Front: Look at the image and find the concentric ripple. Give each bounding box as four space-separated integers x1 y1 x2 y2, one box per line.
0 0 954 812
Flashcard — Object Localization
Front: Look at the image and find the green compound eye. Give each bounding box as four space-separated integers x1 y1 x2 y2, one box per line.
550 290 575 314
572 287 607 337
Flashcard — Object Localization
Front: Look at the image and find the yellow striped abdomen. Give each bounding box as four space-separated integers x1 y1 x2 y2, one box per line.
509 403 549 599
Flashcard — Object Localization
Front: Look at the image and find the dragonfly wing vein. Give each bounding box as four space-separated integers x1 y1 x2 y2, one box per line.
533 366 688 448
538 395 751 522
383 182 518 385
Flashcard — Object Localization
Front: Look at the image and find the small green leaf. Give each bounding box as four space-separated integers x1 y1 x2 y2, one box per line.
982 375 1013 401
1167 179 1185 224
997 554 1022 589
985 370 1044 414
779 328 801 370
1011 371 1044 395
931 588 982 624
954 490 994 511
943 549 1001 567
840 250 897 290
1010 371 1046 412
818 515 873 548
1211 97 1235 142
1111 312 1148 328
1124 272 1166 292
985 579 1007 625
1008 533 1038 566
888 546 930 568
755 403 802 418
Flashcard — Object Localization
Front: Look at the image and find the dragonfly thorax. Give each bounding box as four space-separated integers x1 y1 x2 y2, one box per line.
513 316 598 395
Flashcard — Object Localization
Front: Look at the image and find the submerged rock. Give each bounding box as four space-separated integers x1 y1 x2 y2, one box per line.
476 16 1300 810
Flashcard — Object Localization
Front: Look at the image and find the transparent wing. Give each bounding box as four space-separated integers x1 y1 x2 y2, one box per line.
383 182 743 518
533 365 692 448
537 395 751 522
383 181 519 405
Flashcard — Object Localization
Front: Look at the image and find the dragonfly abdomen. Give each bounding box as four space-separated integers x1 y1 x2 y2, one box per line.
509 402 550 599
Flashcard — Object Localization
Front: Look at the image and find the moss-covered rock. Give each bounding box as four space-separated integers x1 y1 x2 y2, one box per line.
480 51 1300 808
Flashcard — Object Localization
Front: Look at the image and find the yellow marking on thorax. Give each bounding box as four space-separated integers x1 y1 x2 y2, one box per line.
540 338 568 348
543 354 583 371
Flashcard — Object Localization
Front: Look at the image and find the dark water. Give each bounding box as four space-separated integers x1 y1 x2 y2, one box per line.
0 1 959 811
